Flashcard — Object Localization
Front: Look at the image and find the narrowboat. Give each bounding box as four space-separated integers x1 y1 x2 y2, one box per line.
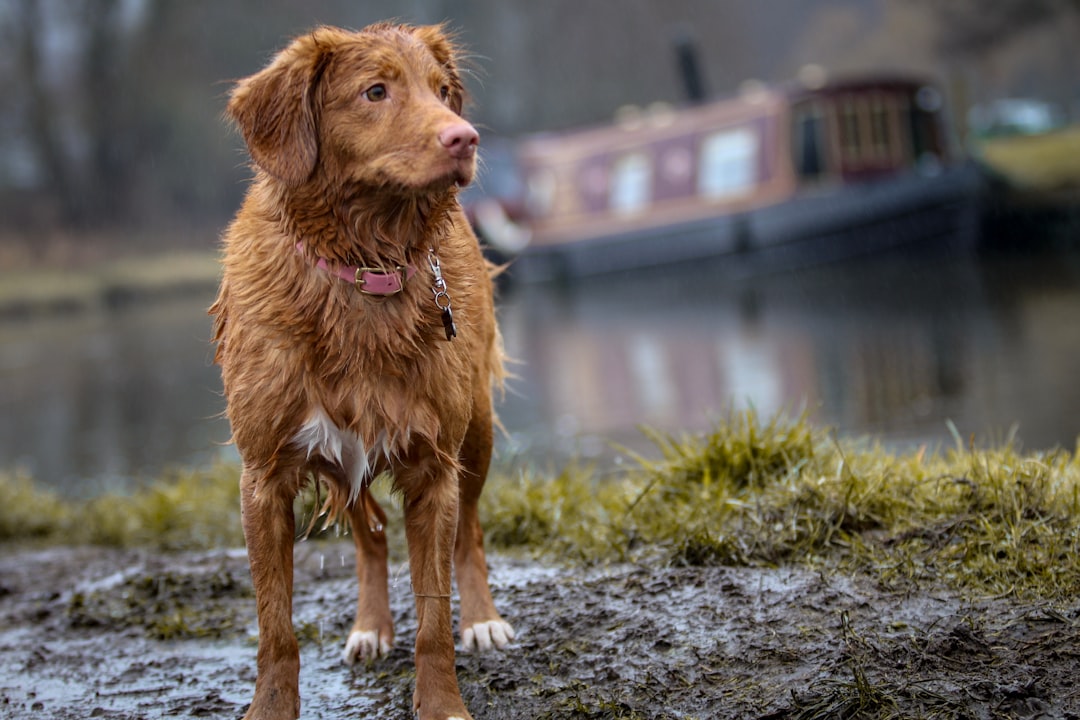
470 76 986 282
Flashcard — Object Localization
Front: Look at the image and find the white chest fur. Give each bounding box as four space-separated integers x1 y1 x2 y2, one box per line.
292 407 378 504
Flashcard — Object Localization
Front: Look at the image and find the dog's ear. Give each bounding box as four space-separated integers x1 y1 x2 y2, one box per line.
411 24 466 115
227 31 332 186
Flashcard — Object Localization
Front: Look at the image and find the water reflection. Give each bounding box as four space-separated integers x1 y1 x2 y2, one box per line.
496 250 1080 461
1 249 1079 495
0 298 230 497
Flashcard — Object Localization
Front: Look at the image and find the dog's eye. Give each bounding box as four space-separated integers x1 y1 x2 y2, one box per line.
362 84 388 102
439 85 451 102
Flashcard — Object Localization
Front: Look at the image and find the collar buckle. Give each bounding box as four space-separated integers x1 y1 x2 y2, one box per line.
354 266 407 295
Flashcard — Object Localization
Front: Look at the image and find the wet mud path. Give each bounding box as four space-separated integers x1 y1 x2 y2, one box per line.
2 543 1079 719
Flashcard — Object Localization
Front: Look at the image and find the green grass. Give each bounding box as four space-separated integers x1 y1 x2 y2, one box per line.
4 411 1080 600
480 411 1080 601
0 462 244 550
975 124 1080 191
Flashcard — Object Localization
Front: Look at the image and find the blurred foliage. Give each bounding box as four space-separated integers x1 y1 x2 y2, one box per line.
0 461 243 550
975 125 1080 191
81 462 244 549
4 411 1080 602
0 469 69 540
915 0 1080 56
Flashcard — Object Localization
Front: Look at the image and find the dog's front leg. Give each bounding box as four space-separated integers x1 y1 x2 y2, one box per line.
240 468 301 720
456 408 515 653
402 466 471 720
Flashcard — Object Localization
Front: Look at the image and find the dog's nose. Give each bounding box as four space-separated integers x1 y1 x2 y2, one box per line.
439 122 479 159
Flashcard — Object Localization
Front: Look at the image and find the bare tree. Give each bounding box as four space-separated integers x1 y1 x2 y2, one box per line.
80 0 134 223
12 0 80 224
918 0 1080 56
3 0 166 230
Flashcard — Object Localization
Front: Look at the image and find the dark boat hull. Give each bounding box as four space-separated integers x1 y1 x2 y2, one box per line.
506 162 985 283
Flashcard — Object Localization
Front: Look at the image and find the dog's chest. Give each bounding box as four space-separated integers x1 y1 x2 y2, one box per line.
292 406 395 502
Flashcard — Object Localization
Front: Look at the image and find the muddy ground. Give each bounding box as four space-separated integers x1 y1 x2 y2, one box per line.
2 543 1079 720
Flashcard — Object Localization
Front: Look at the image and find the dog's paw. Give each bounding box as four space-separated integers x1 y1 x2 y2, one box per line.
460 620 515 653
342 629 392 664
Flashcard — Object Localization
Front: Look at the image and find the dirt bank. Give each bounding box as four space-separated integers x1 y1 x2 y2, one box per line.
0 251 220 319
2 543 1080 719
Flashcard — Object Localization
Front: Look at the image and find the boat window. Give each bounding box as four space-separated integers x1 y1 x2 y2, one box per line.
869 96 891 160
609 153 652 214
698 127 757 199
793 104 825 180
907 86 944 169
840 99 861 162
526 168 557 218
909 106 942 173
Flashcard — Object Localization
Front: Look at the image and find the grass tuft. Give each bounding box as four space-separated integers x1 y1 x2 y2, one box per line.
4 411 1080 600
481 411 1080 601
635 409 817 491
85 463 244 550
0 462 243 550
0 470 71 540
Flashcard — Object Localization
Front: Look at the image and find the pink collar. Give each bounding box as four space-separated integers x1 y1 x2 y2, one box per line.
297 243 417 295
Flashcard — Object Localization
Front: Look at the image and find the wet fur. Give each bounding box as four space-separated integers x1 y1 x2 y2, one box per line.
211 23 511 720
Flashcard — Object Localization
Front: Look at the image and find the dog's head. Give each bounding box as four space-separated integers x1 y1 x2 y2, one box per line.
227 23 477 194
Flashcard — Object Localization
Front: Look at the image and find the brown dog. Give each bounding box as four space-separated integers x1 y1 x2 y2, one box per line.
210 23 513 720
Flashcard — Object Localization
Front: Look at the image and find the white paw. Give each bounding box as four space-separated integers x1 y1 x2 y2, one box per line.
342 630 391 664
461 620 515 653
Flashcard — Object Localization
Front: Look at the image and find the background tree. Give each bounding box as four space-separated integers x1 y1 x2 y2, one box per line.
920 0 1079 56
0 0 1075 249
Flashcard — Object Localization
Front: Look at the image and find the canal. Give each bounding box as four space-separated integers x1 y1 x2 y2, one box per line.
2 246 1079 496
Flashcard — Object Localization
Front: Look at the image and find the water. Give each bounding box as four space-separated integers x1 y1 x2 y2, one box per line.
2 247 1079 496
500 249 1080 461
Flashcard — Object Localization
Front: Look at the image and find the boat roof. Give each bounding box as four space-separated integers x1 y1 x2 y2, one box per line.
517 74 938 162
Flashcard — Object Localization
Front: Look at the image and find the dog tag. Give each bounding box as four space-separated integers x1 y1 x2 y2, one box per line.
441 307 457 340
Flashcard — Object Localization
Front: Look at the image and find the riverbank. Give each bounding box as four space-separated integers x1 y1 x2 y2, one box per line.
3 414 1080 717
4 543 1079 719
0 250 220 319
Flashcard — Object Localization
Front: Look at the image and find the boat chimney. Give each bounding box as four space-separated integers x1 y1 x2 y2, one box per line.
673 27 707 104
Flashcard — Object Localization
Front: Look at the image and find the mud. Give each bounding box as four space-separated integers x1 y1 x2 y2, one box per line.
2 543 1080 719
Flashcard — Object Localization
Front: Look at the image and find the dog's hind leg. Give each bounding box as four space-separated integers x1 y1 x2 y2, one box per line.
240 467 302 720
343 489 395 663
399 454 471 720
454 404 515 653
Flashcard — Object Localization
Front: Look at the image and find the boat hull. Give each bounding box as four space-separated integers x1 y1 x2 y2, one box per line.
505 163 986 283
